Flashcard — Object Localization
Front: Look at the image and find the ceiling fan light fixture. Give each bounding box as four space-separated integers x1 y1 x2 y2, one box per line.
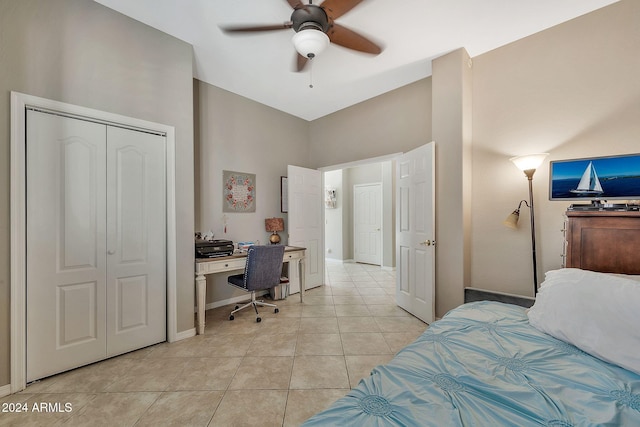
292 28 329 59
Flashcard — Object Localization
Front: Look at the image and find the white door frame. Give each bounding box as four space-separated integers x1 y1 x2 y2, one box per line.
10 92 178 393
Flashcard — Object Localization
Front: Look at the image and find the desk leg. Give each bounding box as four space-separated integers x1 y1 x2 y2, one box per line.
299 258 305 303
196 273 206 334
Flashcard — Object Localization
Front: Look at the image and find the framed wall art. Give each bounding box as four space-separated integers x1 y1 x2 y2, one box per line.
223 170 256 212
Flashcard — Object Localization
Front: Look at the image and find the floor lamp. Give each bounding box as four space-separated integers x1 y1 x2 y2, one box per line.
504 153 549 295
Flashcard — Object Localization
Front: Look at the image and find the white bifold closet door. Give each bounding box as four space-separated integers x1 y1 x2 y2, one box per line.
26 110 166 382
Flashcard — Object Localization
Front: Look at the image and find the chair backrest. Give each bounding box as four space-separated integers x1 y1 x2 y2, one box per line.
243 245 285 291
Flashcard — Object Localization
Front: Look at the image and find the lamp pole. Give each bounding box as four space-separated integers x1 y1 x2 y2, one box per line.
524 169 538 294
510 153 547 296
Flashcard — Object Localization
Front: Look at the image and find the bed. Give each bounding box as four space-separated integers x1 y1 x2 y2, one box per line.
302 267 640 426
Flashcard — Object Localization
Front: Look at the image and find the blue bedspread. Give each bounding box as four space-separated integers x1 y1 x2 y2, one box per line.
302 301 640 426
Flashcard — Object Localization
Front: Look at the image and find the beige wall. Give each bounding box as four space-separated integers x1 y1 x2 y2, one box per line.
194 81 309 305
432 48 474 318
0 0 195 387
471 0 640 296
309 78 433 168
324 170 345 261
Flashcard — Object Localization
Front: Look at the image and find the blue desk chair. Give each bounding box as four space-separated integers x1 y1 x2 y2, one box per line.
228 245 285 322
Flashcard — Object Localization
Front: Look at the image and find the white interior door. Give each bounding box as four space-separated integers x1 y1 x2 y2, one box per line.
26 110 166 381
396 143 435 323
106 126 166 356
354 183 382 265
27 111 108 381
288 165 323 291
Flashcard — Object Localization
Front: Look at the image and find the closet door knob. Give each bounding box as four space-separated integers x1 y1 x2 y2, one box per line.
107 250 115 255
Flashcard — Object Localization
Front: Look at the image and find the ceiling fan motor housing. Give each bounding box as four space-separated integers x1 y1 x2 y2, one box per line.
291 5 329 33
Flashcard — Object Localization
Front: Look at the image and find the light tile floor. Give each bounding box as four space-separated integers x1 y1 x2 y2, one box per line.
1 261 428 427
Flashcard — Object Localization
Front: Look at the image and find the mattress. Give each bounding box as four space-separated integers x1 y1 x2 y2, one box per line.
302 301 640 426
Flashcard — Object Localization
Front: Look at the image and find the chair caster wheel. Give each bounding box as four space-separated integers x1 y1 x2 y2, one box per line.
256 317 261 323
234 305 239 310
274 308 279 314
229 315 234 321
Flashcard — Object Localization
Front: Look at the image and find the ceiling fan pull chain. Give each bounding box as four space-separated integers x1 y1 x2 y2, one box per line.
309 58 314 88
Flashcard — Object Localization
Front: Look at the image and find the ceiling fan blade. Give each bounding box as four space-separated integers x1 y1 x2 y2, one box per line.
327 23 382 54
221 22 292 33
286 0 307 10
296 52 309 72
319 0 364 20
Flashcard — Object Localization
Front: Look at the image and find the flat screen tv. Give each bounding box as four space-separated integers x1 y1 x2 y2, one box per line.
549 153 640 201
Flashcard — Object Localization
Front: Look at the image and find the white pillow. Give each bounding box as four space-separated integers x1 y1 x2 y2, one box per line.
528 268 640 375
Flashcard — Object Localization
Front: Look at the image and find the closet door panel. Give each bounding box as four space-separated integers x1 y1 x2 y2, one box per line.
26 110 107 382
26 110 168 381
106 126 166 356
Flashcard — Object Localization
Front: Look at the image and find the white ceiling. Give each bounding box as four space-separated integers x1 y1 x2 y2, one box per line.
94 0 618 121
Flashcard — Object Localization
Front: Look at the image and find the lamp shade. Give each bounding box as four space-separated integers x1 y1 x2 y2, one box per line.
265 217 285 233
503 210 520 229
509 153 549 171
292 29 330 58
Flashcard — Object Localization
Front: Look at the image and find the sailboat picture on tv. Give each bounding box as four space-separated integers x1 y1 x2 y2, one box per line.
569 161 604 196
549 153 640 201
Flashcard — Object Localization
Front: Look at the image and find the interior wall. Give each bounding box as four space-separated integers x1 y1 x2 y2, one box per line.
471 0 640 296
0 0 195 388
194 80 310 305
432 48 473 318
308 78 433 169
324 170 344 261
381 161 396 268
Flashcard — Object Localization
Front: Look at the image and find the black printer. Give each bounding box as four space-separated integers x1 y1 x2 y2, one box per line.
195 240 235 258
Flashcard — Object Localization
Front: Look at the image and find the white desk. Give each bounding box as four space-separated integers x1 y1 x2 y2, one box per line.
195 246 306 334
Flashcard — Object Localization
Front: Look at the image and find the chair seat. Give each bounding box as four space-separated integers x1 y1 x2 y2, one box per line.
228 273 246 289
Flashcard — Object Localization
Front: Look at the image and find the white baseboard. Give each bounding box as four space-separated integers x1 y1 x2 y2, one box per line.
173 328 196 342
0 383 11 398
325 258 355 264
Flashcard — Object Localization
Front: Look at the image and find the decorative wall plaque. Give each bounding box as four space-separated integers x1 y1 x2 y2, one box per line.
223 170 256 212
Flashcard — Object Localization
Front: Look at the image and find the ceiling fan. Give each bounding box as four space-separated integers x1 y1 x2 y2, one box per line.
221 0 382 71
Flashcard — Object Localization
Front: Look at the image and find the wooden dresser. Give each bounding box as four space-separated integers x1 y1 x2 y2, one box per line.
564 210 640 274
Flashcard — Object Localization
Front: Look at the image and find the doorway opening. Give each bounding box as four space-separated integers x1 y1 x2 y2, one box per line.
320 142 435 324
321 154 399 270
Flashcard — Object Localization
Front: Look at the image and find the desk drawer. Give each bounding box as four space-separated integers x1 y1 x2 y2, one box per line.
284 251 303 261
197 258 246 274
